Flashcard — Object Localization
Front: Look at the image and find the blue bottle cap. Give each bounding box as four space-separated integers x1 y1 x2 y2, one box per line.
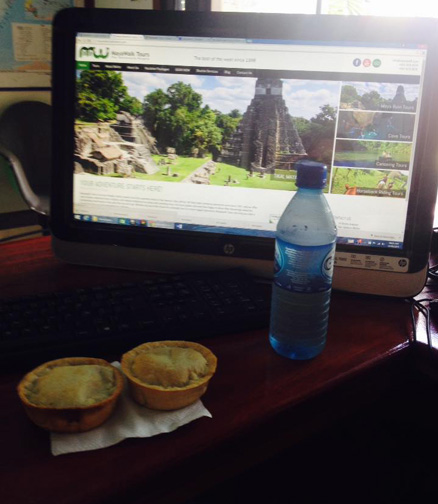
295 160 327 189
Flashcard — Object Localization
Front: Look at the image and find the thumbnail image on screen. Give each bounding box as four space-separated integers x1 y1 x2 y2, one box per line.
331 167 408 198
333 139 412 170
340 82 419 113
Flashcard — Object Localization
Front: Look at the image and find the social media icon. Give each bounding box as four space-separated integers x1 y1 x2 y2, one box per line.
373 59 382 68
353 58 361 67
363 59 371 67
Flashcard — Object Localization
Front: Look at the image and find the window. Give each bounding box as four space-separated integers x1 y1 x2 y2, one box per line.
211 0 438 17
211 0 318 13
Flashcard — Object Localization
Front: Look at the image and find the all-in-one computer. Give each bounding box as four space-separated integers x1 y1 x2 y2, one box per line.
51 9 438 298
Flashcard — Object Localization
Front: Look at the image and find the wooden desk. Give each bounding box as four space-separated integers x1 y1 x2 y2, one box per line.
0 237 421 504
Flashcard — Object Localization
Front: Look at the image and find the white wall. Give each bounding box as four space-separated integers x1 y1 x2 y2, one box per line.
0 90 51 115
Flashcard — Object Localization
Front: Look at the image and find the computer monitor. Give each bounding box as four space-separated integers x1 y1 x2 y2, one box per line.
51 8 438 298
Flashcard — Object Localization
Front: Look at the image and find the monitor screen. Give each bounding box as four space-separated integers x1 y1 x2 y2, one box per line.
51 10 438 297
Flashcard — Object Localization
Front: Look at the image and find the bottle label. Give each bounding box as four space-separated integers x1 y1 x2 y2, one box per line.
274 238 336 293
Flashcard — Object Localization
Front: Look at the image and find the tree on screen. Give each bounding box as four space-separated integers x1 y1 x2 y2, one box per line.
294 104 337 165
143 82 240 156
76 70 143 121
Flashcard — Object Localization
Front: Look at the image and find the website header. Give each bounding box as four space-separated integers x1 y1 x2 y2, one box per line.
76 35 426 77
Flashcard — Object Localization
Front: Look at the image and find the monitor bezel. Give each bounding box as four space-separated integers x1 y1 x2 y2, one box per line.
51 8 438 275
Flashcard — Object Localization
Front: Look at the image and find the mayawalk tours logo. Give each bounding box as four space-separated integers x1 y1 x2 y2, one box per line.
79 46 110 59
78 46 150 61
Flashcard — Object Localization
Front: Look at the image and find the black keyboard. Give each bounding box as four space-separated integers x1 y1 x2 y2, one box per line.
0 269 271 369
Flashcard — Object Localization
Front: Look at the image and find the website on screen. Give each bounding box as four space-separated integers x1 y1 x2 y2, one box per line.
73 33 427 251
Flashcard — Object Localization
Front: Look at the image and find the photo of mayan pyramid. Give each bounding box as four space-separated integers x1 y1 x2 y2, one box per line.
220 78 306 174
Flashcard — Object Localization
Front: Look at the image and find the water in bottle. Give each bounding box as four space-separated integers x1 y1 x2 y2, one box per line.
269 160 337 360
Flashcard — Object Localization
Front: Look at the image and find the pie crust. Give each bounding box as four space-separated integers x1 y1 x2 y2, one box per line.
121 341 217 410
17 357 124 433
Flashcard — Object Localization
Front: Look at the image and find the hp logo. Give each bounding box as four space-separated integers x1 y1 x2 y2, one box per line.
223 243 235 255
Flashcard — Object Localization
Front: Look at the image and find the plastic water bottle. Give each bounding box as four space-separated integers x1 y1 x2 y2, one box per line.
269 160 337 360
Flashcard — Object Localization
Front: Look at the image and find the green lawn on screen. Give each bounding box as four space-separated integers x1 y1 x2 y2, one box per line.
119 155 297 191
